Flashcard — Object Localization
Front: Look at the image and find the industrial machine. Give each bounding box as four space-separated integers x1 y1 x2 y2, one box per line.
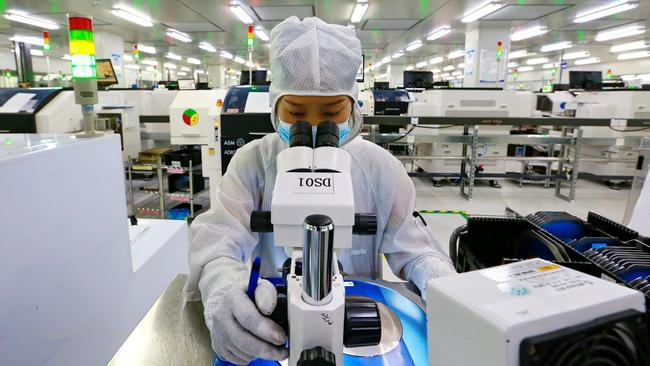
169 89 228 208
0 88 83 133
357 90 374 116
535 91 575 116
442 210 650 366
572 91 650 187
96 90 142 160
428 259 647 366
372 89 410 116
219 85 274 174
409 89 535 185
245 122 426 366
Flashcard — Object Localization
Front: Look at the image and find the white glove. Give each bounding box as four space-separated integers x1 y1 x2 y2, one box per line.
199 257 288 365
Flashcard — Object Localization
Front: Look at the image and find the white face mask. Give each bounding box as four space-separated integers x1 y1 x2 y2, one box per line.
278 118 352 146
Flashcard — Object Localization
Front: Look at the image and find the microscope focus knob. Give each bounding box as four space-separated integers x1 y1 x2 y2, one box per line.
343 297 382 347
297 346 336 366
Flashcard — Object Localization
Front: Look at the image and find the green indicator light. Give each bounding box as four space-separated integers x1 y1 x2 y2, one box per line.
496 50 503 58
44 43 51 51
251 87 257 91
4 138 12 145
69 29 93 41
247 38 254 47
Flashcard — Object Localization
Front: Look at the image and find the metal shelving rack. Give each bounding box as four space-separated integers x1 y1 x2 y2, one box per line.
362 117 628 202
127 157 204 220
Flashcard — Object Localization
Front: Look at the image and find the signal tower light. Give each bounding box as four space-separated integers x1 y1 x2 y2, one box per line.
496 41 503 59
247 25 254 47
43 31 51 51
133 44 140 60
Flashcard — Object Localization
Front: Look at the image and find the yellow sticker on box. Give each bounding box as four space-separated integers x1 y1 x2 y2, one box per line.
536 264 561 272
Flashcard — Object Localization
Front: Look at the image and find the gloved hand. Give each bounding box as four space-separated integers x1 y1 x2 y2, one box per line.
199 257 288 365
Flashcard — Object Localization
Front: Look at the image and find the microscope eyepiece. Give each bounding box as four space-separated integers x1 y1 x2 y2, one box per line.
290 120 313 148
316 121 339 148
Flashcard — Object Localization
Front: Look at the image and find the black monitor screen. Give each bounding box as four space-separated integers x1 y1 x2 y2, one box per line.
403 71 433 88
569 71 602 90
373 82 389 90
240 70 268 85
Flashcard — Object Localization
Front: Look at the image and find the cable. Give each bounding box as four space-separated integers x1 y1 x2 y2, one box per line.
608 126 650 132
414 125 457 130
416 209 470 220
448 224 467 266
382 125 416 144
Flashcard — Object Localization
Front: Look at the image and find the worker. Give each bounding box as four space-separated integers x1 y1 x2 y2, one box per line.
184 16 456 365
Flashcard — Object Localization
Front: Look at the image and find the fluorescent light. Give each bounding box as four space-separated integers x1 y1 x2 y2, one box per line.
195 69 205 74
441 72 450 77
177 71 188 76
461 1 504 23
540 41 572 52
406 40 422 52
507 62 518 68
163 62 177 69
220 51 234 59
187 57 201 65
456 75 464 80
543 62 559 69
4 10 60 30
431 68 441 73
350 1 369 23
526 57 548 65
509 50 530 59
199 42 217 53
457 63 465 69
511 26 548 41
392 51 404 59
617 50 650 60
381 56 391 64
254 26 270 42
141 59 158 66
62 54 71 61
125 64 140 70
447 50 465 59
416 61 428 68
596 24 645 41
405 65 414 71
443 65 455 71
426 25 451 41
574 57 600 65
452 71 462 76
145 66 156 72
574 1 639 23
137 44 156 54
167 28 192 43
429 56 444 64
9 35 43 46
181 66 191 72
123 54 133 62
562 51 590 60
518 66 534 72
165 52 182 60
234 56 246 64
110 5 153 27
229 1 254 24
610 40 648 53
432 74 440 79
30 49 43 56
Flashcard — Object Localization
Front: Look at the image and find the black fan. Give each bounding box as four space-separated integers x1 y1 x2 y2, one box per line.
520 310 649 366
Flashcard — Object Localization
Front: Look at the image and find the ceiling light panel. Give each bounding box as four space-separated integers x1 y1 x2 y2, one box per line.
574 1 639 23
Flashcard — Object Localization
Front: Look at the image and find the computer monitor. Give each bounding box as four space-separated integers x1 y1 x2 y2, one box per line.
95 59 118 86
178 79 196 90
569 71 602 90
373 82 389 90
240 70 268 85
403 71 433 88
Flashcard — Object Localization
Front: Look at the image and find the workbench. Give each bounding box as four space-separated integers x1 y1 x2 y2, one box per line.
108 275 427 366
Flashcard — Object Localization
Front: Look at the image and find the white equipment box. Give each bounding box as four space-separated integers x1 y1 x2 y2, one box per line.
170 90 225 146
427 259 646 366
35 90 83 133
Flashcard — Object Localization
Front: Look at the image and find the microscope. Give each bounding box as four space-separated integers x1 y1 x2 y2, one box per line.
251 121 380 366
